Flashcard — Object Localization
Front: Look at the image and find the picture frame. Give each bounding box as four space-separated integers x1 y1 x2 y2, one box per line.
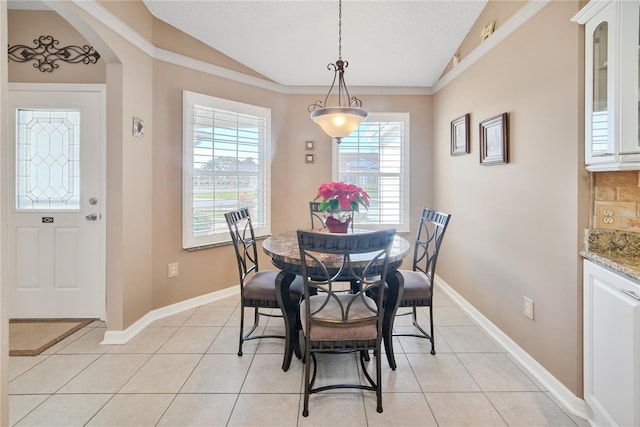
479 112 508 165
305 154 315 164
305 140 315 150
450 113 470 155
132 117 144 138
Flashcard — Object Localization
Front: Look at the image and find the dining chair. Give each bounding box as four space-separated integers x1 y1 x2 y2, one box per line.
224 208 304 357
394 207 451 355
296 228 396 416
309 201 327 230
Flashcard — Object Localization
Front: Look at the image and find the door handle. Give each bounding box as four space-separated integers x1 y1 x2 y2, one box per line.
85 214 98 221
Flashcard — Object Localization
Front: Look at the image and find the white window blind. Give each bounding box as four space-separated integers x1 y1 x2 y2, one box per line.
333 113 410 232
182 91 271 248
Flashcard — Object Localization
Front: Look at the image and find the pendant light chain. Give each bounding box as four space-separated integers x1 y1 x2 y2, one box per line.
338 0 342 61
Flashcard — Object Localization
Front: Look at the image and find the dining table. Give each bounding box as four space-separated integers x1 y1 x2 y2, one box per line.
262 229 411 371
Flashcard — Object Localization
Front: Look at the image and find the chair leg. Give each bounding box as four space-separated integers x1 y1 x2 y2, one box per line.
302 342 312 417
375 346 383 413
238 302 245 356
429 306 436 355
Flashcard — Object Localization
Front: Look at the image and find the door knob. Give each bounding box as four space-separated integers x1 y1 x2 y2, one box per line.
85 214 98 221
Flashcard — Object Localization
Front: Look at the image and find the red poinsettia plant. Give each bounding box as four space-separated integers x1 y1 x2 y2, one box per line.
315 181 370 214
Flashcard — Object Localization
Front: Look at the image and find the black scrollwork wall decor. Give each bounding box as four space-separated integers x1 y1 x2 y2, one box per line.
8 35 100 73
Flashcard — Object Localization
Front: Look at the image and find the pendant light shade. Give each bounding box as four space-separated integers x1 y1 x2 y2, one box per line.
310 107 367 139
308 0 367 144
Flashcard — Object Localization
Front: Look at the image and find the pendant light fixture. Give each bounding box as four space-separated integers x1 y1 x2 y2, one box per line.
308 0 367 144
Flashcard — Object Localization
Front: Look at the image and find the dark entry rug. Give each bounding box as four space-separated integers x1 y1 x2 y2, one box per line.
9 318 95 356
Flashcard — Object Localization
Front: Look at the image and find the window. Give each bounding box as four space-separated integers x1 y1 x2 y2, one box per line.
333 113 410 232
182 91 271 248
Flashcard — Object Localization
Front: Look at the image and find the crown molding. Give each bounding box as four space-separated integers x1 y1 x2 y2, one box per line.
432 0 551 94
35 0 550 96
68 0 431 96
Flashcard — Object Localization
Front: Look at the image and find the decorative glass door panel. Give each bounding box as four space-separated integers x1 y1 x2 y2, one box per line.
16 109 80 210
592 21 610 155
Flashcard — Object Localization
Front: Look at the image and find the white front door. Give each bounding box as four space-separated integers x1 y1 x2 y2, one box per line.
7 84 105 319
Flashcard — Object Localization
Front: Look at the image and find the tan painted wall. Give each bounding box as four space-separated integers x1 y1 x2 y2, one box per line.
150 61 431 306
8 10 106 83
441 0 524 77
4 0 592 398
433 1 589 395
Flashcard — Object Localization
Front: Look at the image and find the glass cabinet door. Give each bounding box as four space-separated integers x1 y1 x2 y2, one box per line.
620 1 640 154
592 21 610 155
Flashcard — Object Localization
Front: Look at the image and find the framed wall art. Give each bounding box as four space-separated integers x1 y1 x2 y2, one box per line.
479 112 508 165
451 113 470 155
305 140 315 150
305 154 315 164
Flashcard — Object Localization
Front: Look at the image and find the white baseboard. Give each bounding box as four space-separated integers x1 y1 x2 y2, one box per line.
435 275 590 421
101 285 239 345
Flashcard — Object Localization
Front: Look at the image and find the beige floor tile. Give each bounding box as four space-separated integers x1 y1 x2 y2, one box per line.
310 352 362 392
434 306 476 326
157 394 237 426
202 295 239 307
228 393 300 427
181 353 253 393
376 353 422 393
297 392 367 426
85 394 174 427
406 353 480 392
364 392 437 427
14 394 112 427
58 354 150 393
184 306 235 326
9 356 48 381
150 308 198 326
157 326 221 353
458 353 540 392
41 327 93 355
438 326 503 353
254 326 288 354
9 355 100 394
394 327 452 354
242 353 303 393
8 395 49 426
226 306 277 328
433 286 455 307
106 326 178 354
54 327 112 354
486 391 576 426
543 391 591 426
207 325 261 354
426 392 508 426
120 353 201 393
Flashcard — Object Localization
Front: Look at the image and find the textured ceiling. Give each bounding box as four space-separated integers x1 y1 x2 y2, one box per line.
142 0 488 88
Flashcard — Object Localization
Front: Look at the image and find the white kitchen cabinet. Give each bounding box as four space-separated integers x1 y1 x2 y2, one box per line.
573 1 640 171
583 260 640 427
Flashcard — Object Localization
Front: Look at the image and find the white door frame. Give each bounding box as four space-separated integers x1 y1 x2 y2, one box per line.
6 82 107 320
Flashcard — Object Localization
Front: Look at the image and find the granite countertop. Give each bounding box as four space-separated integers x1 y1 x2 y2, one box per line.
581 229 640 284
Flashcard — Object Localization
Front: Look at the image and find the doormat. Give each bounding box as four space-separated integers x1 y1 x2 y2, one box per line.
9 318 95 356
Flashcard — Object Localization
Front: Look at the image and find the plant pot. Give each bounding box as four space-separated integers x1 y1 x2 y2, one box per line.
325 214 351 233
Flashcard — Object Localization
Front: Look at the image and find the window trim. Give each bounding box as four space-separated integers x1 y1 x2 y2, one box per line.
332 112 410 232
182 90 271 249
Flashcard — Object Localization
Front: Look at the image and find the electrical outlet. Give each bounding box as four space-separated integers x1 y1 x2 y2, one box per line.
168 262 179 278
523 296 534 320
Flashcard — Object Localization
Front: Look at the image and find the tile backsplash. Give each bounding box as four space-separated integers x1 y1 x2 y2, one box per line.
593 171 640 232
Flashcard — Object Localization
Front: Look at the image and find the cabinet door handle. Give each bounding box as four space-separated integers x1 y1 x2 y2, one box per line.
620 289 640 301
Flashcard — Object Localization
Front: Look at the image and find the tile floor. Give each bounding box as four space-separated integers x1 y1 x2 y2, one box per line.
8 287 591 426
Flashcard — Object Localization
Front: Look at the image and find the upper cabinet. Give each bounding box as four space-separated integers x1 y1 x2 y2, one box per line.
573 1 640 171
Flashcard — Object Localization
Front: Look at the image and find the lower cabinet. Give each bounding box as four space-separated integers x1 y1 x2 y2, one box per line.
583 260 640 427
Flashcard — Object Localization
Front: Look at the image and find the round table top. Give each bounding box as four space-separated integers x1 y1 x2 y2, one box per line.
263 229 411 270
